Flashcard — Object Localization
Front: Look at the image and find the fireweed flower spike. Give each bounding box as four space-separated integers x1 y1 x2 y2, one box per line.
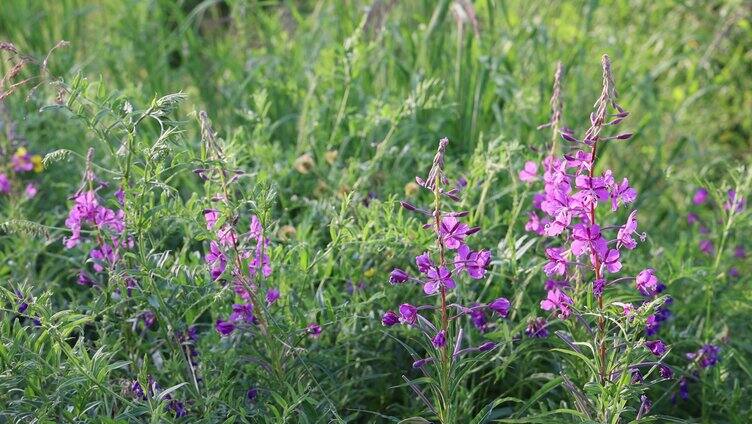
525 56 671 421
382 138 509 422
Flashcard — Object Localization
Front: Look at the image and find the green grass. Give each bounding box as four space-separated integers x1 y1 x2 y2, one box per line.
0 0 750 422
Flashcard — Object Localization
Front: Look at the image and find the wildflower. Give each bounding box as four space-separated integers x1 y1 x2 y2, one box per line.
382 310 399 326
540 288 573 318
11 147 33 172
518 161 538 182
678 377 689 400
631 368 643 383
24 183 37 199
609 178 636 211
115 187 125 205
488 297 510 317
469 306 489 332
432 330 447 348
525 317 549 338
265 288 280 306
616 210 641 250
570 224 607 257
734 245 746 259
247 387 258 401
638 395 652 416
686 344 720 369
78 271 94 287
659 364 673 379
413 358 434 368
230 303 254 324
454 244 491 279
686 212 699 224
205 241 227 280
438 216 473 249
306 323 322 338
728 267 739 278
601 249 622 273
543 247 568 276
203 209 220 229
142 311 156 329
389 268 410 284
324 150 338 165
0 174 10 194
645 339 667 356
423 266 455 295
592 278 605 297
398 303 418 325
693 188 708 205
415 252 432 273
698 239 714 255
635 269 661 297
478 342 497 352
216 319 235 336
724 189 746 212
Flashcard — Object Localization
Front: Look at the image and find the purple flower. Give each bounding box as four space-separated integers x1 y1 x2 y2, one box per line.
686 344 720 369
215 319 235 336
415 252 433 273
724 190 745 212
306 323 322 338
540 288 573 319
432 330 447 348
678 377 689 400
543 247 568 276
142 311 157 329
645 315 660 336
609 177 636 211
469 306 488 332
247 387 258 401
645 339 667 356
574 175 609 205
0 173 11 194
616 210 640 250
518 161 538 183
638 395 652 416
631 368 643 383
659 364 673 379
398 303 418 325
488 297 510 317
78 271 94 287
438 216 473 250
635 269 661 297
478 342 496 352
204 209 220 229
230 303 254 324
699 239 714 255
571 224 607 257
525 317 549 338
601 249 622 273
687 212 699 224
592 279 605 297
266 288 280 306
728 267 740 278
423 266 455 295
389 268 409 284
693 188 708 205
205 241 227 280
24 183 37 199
454 244 491 279
115 187 125 205
382 310 399 326
734 245 746 259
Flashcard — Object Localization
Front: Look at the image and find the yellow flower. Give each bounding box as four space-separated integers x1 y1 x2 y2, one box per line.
364 268 376 279
324 150 338 165
293 153 315 174
32 155 43 173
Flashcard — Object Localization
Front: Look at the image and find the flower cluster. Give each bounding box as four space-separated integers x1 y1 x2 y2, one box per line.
0 146 42 200
129 376 187 417
62 149 131 286
383 138 509 367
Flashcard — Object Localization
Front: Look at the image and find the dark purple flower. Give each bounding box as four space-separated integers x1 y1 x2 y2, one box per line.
631 368 643 383
638 395 652 416
645 339 667 356
525 317 549 338
728 267 740 278
230 303 254 324
645 315 660 336
478 342 496 352
469 306 488 332
686 344 720 369
389 268 409 284
77 271 94 287
687 212 699 224
592 279 605 297
415 252 433 273
247 387 258 401
693 188 708 205
678 377 689 400
432 330 447 348
382 310 399 326
659 364 673 379
142 311 157 329
168 400 187 417
734 245 746 259
488 297 510 317
306 323 322 338
215 319 235 336
398 303 418 325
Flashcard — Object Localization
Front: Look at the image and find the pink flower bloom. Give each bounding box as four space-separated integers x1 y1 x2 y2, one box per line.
206 241 227 280
617 210 642 250
454 244 491 279
609 177 636 211
636 268 661 297
415 252 433 273
217 225 237 247
540 288 573 319
686 212 699 224
699 239 714 255
543 247 568 276
571 224 607 257
204 209 220 229
518 161 538 183
438 216 473 250
0 174 11 194
692 188 708 205
24 183 37 199
601 248 622 273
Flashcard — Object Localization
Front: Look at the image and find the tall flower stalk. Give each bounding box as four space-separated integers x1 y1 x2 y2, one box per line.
383 138 509 423
522 55 672 421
